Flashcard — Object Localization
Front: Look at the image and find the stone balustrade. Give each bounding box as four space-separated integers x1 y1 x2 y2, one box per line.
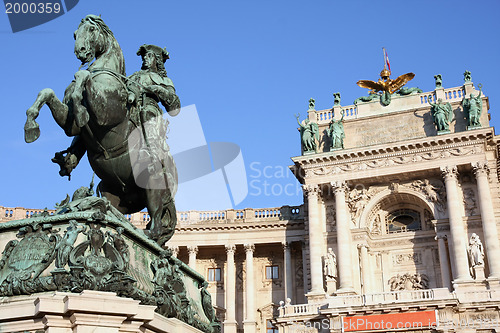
1 204 304 229
278 288 482 317
312 85 469 125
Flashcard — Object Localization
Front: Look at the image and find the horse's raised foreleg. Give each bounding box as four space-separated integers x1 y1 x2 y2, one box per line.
71 70 91 128
25 88 69 143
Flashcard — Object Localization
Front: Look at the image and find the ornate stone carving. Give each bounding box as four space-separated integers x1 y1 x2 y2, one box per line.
369 214 382 235
225 244 236 254
330 181 348 193
0 223 58 296
441 165 458 180
410 179 446 211
308 147 480 176
326 205 336 227
302 184 320 197
347 186 372 224
388 273 429 291
463 188 477 216
392 253 422 265
472 161 489 177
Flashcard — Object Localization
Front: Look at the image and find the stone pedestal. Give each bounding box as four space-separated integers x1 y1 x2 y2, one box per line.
326 278 337 296
0 206 219 333
473 265 486 281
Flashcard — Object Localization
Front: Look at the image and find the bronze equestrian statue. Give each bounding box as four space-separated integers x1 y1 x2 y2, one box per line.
24 15 180 245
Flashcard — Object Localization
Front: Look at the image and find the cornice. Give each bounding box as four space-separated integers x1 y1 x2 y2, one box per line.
175 220 304 232
292 128 492 168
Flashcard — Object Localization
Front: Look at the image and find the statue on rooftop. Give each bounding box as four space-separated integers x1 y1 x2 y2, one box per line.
308 98 315 111
464 70 472 83
428 97 453 132
23 15 180 246
434 74 442 88
354 90 380 105
356 53 415 106
295 114 319 154
333 92 341 106
462 84 482 128
327 109 345 150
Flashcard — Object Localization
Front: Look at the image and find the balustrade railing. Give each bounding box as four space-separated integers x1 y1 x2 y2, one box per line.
0 204 304 227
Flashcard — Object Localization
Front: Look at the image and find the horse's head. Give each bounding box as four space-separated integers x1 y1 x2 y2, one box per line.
74 15 120 68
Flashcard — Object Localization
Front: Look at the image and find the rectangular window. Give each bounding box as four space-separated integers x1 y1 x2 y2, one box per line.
267 320 278 333
208 268 221 281
265 265 279 279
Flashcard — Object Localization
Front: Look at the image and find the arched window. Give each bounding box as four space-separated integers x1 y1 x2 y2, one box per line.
386 209 421 233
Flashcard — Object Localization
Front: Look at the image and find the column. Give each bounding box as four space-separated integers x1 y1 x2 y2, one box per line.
283 242 294 301
332 181 354 293
435 235 452 290
187 246 198 271
472 161 500 278
224 245 237 333
303 184 324 296
441 166 471 281
358 244 371 294
243 244 256 333
169 246 179 258
301 241 309 298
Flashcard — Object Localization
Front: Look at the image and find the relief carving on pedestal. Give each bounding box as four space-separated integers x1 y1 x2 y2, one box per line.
388 273 429 291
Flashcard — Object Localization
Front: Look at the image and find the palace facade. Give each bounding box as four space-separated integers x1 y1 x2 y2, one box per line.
2 73 499 333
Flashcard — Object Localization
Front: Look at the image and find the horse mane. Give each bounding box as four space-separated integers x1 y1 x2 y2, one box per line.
80 15 125 75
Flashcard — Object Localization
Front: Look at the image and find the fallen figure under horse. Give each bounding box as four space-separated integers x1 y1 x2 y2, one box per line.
24 14 181 246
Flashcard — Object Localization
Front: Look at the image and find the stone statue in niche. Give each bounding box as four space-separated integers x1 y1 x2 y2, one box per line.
323 248 337 280
468 233 484 267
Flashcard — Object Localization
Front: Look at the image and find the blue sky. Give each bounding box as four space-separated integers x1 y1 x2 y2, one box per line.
1 0 500 211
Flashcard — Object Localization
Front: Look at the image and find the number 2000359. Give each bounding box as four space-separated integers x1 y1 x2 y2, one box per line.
5 2 61 14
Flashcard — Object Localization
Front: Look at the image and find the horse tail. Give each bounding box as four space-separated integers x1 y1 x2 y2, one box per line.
158 197 177 246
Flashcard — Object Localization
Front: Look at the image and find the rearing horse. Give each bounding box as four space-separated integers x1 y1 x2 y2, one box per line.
24 15 178 245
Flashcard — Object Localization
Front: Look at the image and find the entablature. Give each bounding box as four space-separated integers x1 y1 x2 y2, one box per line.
291 127 494 184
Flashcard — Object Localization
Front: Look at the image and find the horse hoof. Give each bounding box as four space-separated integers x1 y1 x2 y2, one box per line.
24 120 40 143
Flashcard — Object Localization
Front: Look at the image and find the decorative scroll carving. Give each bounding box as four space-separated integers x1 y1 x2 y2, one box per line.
472 161 489 177
441 165 458 180
388 273 429 291
302 184 320 197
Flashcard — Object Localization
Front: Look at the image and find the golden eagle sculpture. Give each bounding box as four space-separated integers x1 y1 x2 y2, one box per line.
356 49 415 106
